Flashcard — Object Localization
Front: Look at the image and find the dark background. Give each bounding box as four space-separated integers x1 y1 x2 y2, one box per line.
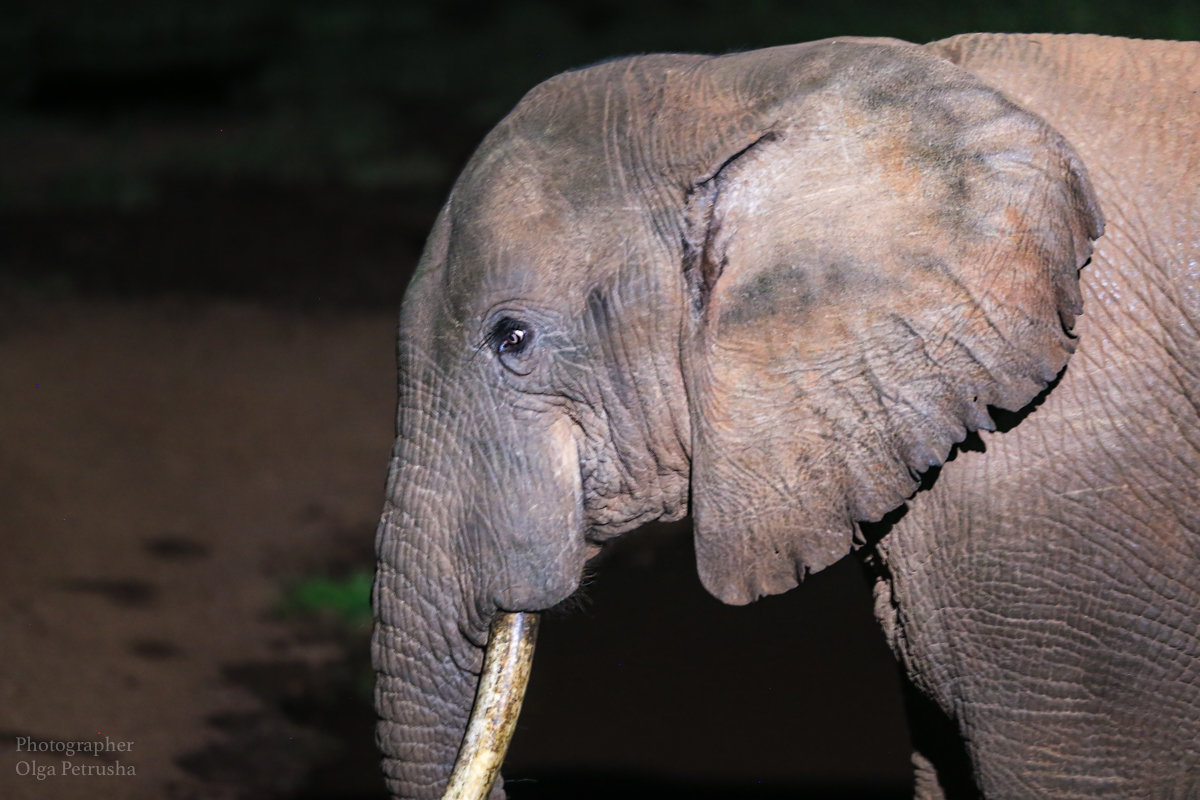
2 3 1196 799
4 0 1198 305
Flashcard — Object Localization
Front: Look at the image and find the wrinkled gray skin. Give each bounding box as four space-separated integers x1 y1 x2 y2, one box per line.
373 33 1200 799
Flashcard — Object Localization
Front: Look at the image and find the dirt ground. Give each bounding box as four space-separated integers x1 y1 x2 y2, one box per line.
0 295 912 799
1 299 396 799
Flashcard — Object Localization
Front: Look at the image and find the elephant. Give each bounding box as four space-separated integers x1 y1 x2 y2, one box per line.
371 32 1200 799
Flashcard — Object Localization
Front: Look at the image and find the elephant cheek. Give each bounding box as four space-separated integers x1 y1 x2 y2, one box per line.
492 415 587 610
546 414 583 497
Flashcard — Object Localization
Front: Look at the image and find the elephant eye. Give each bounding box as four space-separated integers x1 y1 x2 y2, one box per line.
500 328 525 353
489 318 531 356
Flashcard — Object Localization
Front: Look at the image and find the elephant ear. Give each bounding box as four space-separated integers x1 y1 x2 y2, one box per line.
678 41 1103 605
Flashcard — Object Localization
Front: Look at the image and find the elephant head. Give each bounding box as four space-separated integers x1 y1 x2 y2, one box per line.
372 37 1102 799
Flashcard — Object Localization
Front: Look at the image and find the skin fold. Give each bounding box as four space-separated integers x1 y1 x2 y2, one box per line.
372 33 1200 799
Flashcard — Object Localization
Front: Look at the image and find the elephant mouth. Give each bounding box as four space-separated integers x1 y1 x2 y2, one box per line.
442 612 540 799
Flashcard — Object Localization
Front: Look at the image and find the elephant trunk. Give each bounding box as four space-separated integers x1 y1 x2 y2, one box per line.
372 473 544 800
372 496 496 800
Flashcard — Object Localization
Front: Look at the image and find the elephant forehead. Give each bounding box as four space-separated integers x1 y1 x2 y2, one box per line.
446 145 657 301
447 190 598 302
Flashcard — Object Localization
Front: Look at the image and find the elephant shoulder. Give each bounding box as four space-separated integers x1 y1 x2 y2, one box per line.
926 33 1200 231
924 33 1200 135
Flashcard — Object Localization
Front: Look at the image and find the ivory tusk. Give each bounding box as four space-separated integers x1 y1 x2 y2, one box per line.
443 611 540 800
